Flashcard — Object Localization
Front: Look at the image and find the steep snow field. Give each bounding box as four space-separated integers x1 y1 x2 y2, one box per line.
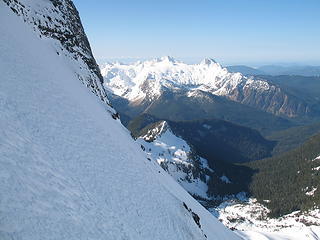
0 3 239 240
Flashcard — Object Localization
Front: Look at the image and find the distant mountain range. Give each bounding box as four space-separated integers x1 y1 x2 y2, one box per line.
102 57 320 134
226 64 320 77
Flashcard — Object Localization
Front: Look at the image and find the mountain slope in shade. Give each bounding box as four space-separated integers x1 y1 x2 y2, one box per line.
259 75 320 103
246 133 320 217
102 57 320 119
0 2 240 240
131 115 276 163
132 117 260 198
266 121 320 155
166 119 276 164
136 120 248 200
111 89 294 136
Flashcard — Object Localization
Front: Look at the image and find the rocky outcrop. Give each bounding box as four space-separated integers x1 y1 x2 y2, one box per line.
3 0 107 103
228 81 312 118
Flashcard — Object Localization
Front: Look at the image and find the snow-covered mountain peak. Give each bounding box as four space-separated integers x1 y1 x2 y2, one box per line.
156 56 177 63
137 121 215 200
200 58 218 65
101 57 273 103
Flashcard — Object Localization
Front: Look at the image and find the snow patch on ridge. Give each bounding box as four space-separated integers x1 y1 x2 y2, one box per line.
305 187 317 196
313 155 320 161
137 121 213 199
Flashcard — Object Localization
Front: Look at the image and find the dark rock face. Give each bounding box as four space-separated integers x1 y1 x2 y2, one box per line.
3 0 107 103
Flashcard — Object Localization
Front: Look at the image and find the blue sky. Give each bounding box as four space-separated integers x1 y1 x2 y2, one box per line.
73 0 320 66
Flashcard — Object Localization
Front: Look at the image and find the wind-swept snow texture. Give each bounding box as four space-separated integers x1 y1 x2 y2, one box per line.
0 2 240 240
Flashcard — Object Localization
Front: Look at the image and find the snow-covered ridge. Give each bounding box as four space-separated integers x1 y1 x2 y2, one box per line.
101 56 271 102
313 155 320 161
137 121 230 200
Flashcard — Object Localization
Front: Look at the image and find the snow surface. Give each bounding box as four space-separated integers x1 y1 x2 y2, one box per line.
0 3 240 240
101 56 272 102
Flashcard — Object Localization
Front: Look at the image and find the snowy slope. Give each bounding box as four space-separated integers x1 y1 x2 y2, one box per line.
137 121 215 199
0 2 240 240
